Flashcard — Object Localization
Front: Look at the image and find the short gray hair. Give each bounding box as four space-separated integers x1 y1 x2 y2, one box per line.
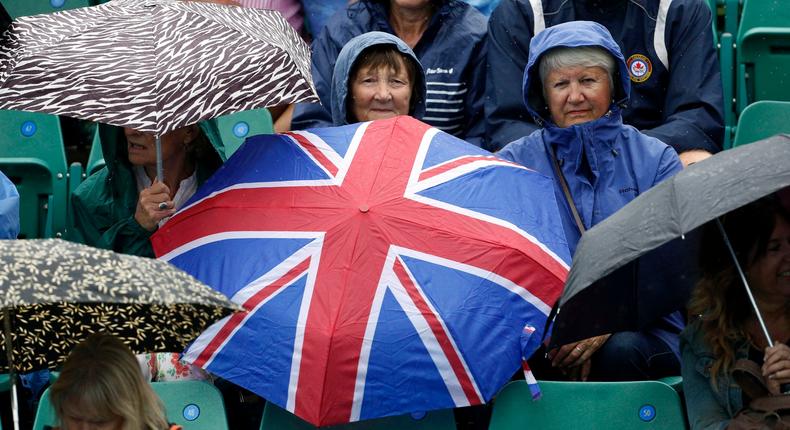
538 46 616 89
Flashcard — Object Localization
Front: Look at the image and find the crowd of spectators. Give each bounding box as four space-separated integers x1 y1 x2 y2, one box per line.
2 0 789 430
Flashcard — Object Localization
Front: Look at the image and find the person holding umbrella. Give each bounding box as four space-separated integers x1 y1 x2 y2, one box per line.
682 196 790 429
48 333 182 430
329 31 426 125
497 21 683 381
69 124 223 257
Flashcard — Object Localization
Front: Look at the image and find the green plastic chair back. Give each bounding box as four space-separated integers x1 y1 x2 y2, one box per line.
259 403 456 430
720 32 736 147
214 108 274 159
86 128 106 177
0 110 68 239
736 0 790 112
34 381 229 430
0 373 9 392
151 381 230 429
488 380 688 430
0 0 90 18
732 100 790 146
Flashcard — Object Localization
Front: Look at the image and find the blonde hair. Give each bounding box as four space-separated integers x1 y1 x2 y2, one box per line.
50 333 169 430
687 197 790 385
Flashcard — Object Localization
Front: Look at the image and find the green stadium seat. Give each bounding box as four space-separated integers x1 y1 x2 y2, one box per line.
214 108 274 159
488 380 688 430
732 100 790 146
150 381 229 430
735 0 790 113
720 32 736 147
0 110 68 239
0 373 9 392
33 380 229 430
0 0 90 18
259 403 456 430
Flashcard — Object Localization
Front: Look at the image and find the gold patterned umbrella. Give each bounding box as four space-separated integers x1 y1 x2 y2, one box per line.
0 239 241 373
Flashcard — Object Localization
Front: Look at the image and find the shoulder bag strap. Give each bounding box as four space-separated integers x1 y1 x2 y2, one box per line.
549 147 586 234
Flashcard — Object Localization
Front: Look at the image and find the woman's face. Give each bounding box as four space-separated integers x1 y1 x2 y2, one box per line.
124 126 196 168
542 65 612 128
350 57 413 122
749 215 790 301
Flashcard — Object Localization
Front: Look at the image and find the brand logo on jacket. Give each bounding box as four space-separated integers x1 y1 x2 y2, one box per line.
426 67 454 75
626 54 652 83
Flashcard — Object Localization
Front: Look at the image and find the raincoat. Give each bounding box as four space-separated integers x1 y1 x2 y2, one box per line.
0 169 19 239
292 0 487 146
70 124 224 258
485 0 724 153
329 31 427 125
498 21 684 359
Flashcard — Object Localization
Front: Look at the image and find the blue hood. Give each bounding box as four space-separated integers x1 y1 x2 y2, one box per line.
330 31 427 125
522 21 631 127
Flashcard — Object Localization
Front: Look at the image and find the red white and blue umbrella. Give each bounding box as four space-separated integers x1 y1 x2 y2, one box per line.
151 116 570 426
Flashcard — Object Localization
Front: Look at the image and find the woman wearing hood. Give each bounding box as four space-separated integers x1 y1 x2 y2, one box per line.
498 21 684 381
70 123 224 258
330 31 426 125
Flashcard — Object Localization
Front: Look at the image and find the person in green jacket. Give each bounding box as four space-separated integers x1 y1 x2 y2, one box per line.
70 122 224 257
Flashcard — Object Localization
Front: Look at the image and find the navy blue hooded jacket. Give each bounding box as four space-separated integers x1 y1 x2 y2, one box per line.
329 32 427 125
485 0 724 154
498 21 684 357
292 0 487 147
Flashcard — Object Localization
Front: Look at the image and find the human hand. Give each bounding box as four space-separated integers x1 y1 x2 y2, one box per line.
763 342 790 395
548 334 611 369
678 149 712 167
134 181 175 231
562 359 593 382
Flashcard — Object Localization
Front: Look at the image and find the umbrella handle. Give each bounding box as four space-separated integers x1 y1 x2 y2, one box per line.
716 219 773 348
156 136 164 182
3 308 20 430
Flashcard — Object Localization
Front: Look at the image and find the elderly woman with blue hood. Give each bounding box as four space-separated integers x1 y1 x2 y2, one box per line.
499 21 684 381
330 31 426 125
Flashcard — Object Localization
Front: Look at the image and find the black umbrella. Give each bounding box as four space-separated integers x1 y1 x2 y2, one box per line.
552 134 790 347
0 239 240 430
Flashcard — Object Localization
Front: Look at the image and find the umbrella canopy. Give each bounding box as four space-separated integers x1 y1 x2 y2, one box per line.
0 0 317 137
552 134 790 346
0 238 239 373
151 116 571 426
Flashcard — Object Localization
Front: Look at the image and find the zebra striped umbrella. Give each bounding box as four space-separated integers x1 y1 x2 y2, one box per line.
0 0 317 137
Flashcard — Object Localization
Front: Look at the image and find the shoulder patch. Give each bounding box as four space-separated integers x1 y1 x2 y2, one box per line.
626 54 653 83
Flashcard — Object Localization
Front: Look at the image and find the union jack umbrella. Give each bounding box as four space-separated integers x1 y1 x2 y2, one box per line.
151 116 571 426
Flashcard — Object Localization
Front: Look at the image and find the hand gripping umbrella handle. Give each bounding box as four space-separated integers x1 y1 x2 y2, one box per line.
716 220 790 394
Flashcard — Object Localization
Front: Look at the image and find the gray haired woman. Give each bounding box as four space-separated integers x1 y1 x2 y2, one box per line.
498 21 684 382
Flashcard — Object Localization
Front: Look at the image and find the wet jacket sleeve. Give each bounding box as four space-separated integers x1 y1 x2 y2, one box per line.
640 0 724 154
652 146 683 185
484 0 540 151
460 34 488 148
70 173 155 258
680 328 732 430
291 25 340 130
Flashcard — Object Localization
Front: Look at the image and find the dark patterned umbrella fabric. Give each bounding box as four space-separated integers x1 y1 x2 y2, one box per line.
0 0 318 137
0 239 240 373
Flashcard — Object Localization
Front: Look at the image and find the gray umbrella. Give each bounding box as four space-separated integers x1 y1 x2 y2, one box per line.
0 0 318 180
553 134 790 346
